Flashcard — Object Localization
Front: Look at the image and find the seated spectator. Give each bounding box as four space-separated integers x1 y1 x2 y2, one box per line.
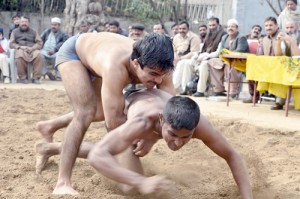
0 28 10 83
8 13 21 40
208 19 249 98
179 17 226 96
108 20 128 36
153 23 165 33
78 19 97 34
9 16 43 84
272 18 300 110
172 21 200 93
40 17 68 80
198 24 207 44
128 24 147 41
243 25 262 103
171 23 179 40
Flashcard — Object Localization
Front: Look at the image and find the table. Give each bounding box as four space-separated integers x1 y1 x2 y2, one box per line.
220 50 300 117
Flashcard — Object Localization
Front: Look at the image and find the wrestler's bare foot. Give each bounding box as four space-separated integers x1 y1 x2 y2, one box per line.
53 183 79 195
35 141 50 174
36 121 54 142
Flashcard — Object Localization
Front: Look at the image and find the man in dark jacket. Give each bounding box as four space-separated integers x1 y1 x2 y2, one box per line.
40 17 69 80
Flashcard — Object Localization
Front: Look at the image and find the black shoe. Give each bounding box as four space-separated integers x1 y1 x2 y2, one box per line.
192 92 205 97
32 79 41 84
230 93 238 99
270 103 283 110
213 92 226 97
20 79 28 84
243 97 258 103
179 91 188 95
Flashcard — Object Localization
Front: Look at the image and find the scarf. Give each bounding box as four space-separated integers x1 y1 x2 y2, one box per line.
201 25 225 53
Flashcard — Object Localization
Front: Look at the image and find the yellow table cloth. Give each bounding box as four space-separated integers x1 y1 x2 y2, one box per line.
246 56 300 110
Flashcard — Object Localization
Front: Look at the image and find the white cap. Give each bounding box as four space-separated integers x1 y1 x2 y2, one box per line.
227 19 239 27
51 17 61 24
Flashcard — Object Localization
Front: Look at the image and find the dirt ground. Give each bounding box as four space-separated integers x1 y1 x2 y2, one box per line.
0 84 299 199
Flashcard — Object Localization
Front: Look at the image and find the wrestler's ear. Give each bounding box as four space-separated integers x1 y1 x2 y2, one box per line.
132 59 140 69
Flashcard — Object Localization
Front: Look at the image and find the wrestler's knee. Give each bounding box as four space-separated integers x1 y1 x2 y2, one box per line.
74 105 97 124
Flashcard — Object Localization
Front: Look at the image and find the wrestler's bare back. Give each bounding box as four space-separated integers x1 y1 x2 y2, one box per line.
76 32 134 78
124 90 172 138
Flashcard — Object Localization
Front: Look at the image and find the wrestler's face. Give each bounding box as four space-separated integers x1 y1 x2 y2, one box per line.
136 66 168 89
159 114 193 151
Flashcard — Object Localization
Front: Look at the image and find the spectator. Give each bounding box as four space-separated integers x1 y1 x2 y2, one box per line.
278 0 300 31
171 23 179 39
243 25 262 103
198 24 207 44
78 19 97 34
9 16 43 84
153 23 165 33
0 28 10 83
208 19 249 98
172 21 200 93
179 17 226 96
128 24 147 41
8 14 21 39
40 17 69 81
108 20 128 36
271 18 300 110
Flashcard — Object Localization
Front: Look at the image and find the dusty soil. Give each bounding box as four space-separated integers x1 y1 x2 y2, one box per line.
0 88 299 199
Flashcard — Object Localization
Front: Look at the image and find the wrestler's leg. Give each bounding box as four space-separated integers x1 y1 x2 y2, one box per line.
35 141 94 174
53 61 97 195
36 78 104 142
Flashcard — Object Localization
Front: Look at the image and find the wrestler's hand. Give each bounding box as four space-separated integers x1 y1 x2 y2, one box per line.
133 139 157 157
138 175 175 199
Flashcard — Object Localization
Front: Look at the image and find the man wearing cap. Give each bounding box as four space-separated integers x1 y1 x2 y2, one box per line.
208 19 249 98
40 17 69 80
129 24 147 41
9 16 43 84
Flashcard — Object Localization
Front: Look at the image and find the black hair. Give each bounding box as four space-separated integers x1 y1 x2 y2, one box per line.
286 0 297 5
264 16 277 25
199 24 207 29
131 33 174 72
109 20 120 27
178 21 189 29
163 96 200 130
171 23 178 29
208 17 220 24
252 24 262 32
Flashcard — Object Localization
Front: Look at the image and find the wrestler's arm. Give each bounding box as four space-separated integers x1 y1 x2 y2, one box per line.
88 116 154 189
194 114 253 199
156 72 176 95
101 69 128 131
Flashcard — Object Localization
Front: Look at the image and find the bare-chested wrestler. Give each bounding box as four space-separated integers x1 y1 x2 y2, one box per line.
36 32 175 195
36 90 253 199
